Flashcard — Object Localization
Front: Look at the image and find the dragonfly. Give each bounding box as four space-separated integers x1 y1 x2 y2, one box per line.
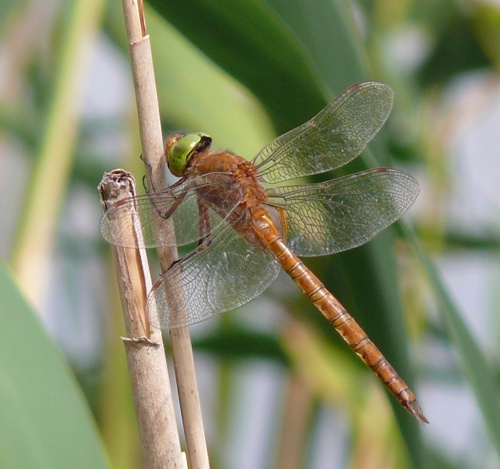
101 82 427 423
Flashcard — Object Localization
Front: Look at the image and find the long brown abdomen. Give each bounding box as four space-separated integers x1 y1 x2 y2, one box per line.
251 206 428 423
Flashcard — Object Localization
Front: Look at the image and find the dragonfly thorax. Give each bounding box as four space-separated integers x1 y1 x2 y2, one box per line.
191 150 270 223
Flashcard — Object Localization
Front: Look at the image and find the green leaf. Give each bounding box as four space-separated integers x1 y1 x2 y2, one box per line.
191 326 289 365
402 223 500 459
146 0 327 132
0 263 110 469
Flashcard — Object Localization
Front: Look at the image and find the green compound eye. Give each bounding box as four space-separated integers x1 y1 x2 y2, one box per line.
167 132 211 177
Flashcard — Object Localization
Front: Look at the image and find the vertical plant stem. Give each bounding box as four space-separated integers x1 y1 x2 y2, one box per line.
401 221 500 455
274 374 313 469
12 0 104 309
99 171 184 468
120 1 209 467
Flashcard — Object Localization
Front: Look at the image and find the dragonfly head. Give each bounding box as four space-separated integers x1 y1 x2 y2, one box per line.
165 132 212 177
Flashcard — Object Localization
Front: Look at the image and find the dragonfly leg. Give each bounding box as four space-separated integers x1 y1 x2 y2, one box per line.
197 202 212 247
167 235 213 271
139 153 159 192
141 174 149 193
148 189 188 225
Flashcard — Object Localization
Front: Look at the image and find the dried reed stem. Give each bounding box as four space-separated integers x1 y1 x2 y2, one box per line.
99 170 184 468
120 1 209 467
274 374 313 469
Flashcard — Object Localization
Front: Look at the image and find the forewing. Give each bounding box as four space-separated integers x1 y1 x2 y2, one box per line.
147 221 281 329
253 82 393 183
100 173 243 248
267 169 419 256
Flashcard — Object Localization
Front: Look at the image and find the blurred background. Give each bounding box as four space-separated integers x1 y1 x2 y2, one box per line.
1 0 500 468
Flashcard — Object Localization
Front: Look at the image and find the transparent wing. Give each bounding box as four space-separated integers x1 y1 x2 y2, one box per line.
147 219 281 329
253 82 393 183
100 173 243 248
267 168 419 256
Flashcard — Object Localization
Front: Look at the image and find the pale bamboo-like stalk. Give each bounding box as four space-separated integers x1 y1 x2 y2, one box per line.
12 0 103 310
274 374 313 469
120 1 210 468
99 170 184 468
